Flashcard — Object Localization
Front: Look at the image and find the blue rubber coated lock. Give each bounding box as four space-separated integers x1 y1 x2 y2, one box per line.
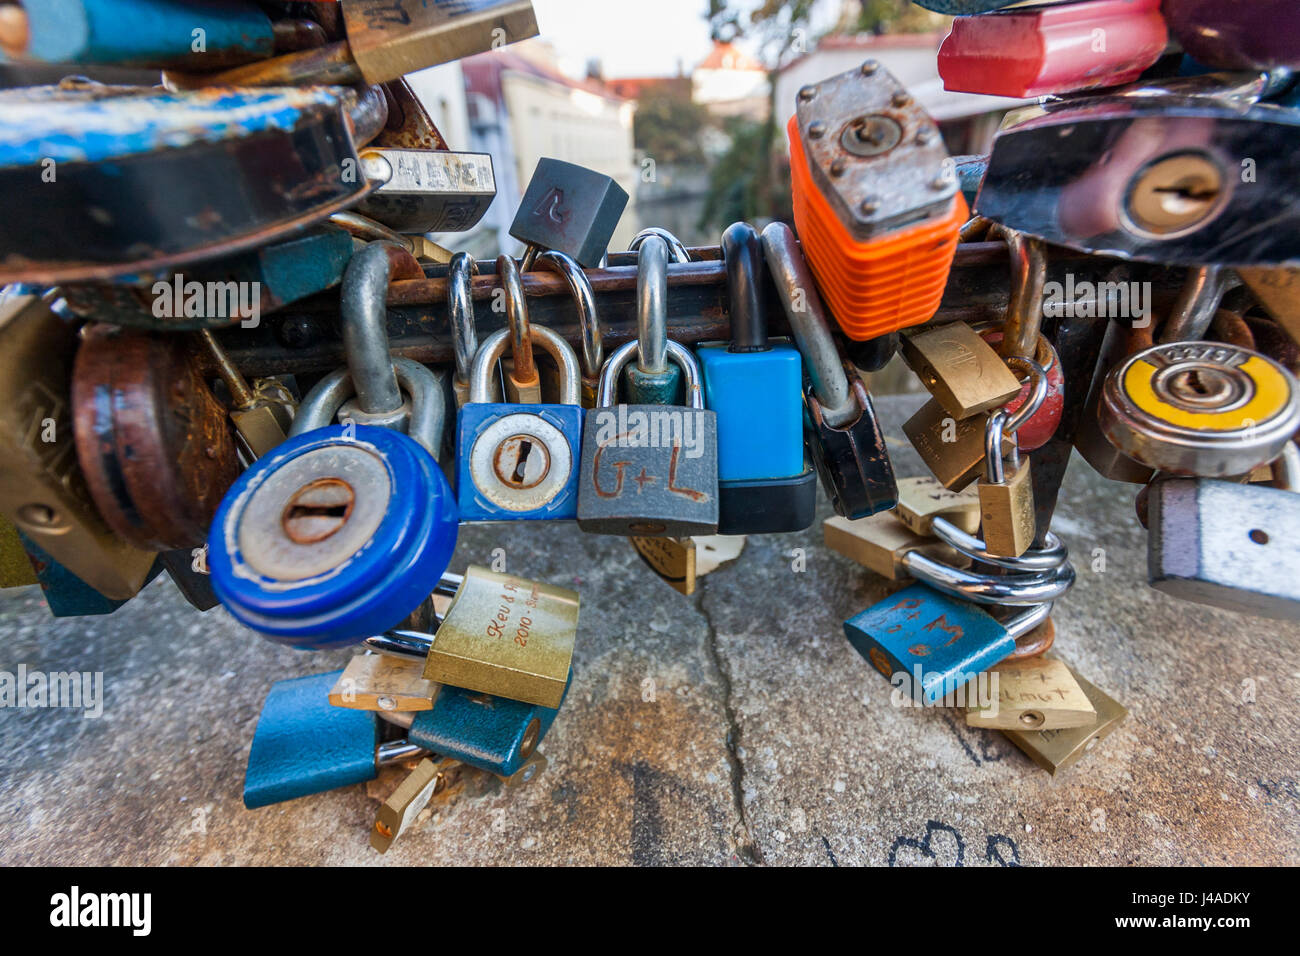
208 425 458 650
456 263 585 522
697 222 804 483
843 584 1050 704
409 668 573 776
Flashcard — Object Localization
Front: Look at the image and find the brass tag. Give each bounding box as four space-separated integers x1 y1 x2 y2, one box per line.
966 657 1096 730
894 475 982 536
371 757 459 854
0 513 37 588
824 512 969 580
978 457 1036 558
901 322 1023 419
1003 669 1128 775
330 654 440 712
632 536 697 595
421 565 578 708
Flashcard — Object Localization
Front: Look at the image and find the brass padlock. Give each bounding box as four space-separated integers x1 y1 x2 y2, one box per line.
371 755 462 854
824 512 968 581
330 654 440 713
893 475 981 536
1003 668 1128 776
901 321 1023 419
977 410 1035 559
965 656 1096 731
630 534 745 596
0 514 37 588
903 399 1013 491
419 565 579 709
0 292 156 599
197 331 293 459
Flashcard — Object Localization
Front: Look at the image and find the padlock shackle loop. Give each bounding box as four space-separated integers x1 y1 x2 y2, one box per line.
989 225 1045 361
341 241 408 416
469 325 581 406
1271 441 1300 492
635 235 670 375
902 551 1077 606
1159 264 1232 344
358 570 464 660
377 740 430 765
985 409 1011 483
722 221 768 353
1003 602 1053 641
288 358 447 458
760 221 856 428
535 250 601 381
597 339 704 409
448 252 479 385
1003 356 1049 435
497 254 536 387
930 517 1068 572
631 227 692 264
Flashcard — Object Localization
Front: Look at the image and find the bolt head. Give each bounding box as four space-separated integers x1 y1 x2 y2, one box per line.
860 59 879 75
808 120 827 140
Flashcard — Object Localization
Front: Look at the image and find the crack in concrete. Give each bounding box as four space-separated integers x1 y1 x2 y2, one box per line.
694 586 763 865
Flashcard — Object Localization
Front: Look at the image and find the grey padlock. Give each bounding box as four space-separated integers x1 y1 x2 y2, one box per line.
356 148 496 235
576 339 719 537
510 157 629 269
1148 444 1300 620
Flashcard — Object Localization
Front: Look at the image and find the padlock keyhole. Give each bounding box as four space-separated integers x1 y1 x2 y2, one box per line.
281 478 355 544
493 434 551 489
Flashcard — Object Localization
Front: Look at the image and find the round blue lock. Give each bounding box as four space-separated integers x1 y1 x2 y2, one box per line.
208 425 458 650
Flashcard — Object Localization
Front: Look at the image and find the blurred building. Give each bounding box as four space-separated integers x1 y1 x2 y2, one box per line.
773 33 1029 156
456 42 639 258
692 41 769 119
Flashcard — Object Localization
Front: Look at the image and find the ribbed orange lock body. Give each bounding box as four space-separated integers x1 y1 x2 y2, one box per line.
789 113 967 342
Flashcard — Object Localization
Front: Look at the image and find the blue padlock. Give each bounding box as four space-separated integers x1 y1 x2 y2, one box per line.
243 670 429 809
456 257 584 521
697 222 812 533
843 584 1051 704
409 670 572 777
18 533 163 617
208 425 458 650
363 628 573 778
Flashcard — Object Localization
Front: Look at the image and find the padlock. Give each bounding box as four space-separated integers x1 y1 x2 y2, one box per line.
699 223 815 534
1147 472 1300 620
965 657 1097 731
196 330 294 460
19 532 163 617
903 399 1014 492
787 61 967 341
0 83 367 284
0 515 38 589
629 534 746 597
1099 341 1300 477
1003 668 1128 776
69 325 242 553
1163 0 1300 71
976 96 1300 267
622 235 682 408
341 0 538 85
159 548 219 613
510 158 630 270
417 565 579 709
59 224 356 329
844 584 1052 705
1075 321 1158 484
447 251 479 409
937 0 1168 98
893 476 982 537
371 756 463 854
456 300 585 522
900 321 1023 420
355 148 496 235
762 222 898 520
208 425 459 648
824 512 968 581
243 670 431 809
536 250 602 408
979 329 1064 453
497 254 544 405
5 0 276 69
407 672 570 778
577 339 719 537
978 410 1036 559
330 655 440 713
630 227 693 267
0 291 157 600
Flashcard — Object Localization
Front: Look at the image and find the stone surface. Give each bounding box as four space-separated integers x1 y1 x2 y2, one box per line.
1 395 1297 866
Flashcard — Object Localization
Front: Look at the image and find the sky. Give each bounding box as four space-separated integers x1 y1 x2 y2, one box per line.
530 0 738 80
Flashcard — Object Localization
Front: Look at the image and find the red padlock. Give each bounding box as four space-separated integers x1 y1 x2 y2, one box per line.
981 330 1064 452
937 0 1168 99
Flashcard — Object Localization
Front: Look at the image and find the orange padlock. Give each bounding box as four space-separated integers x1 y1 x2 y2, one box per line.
788 61 967 342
